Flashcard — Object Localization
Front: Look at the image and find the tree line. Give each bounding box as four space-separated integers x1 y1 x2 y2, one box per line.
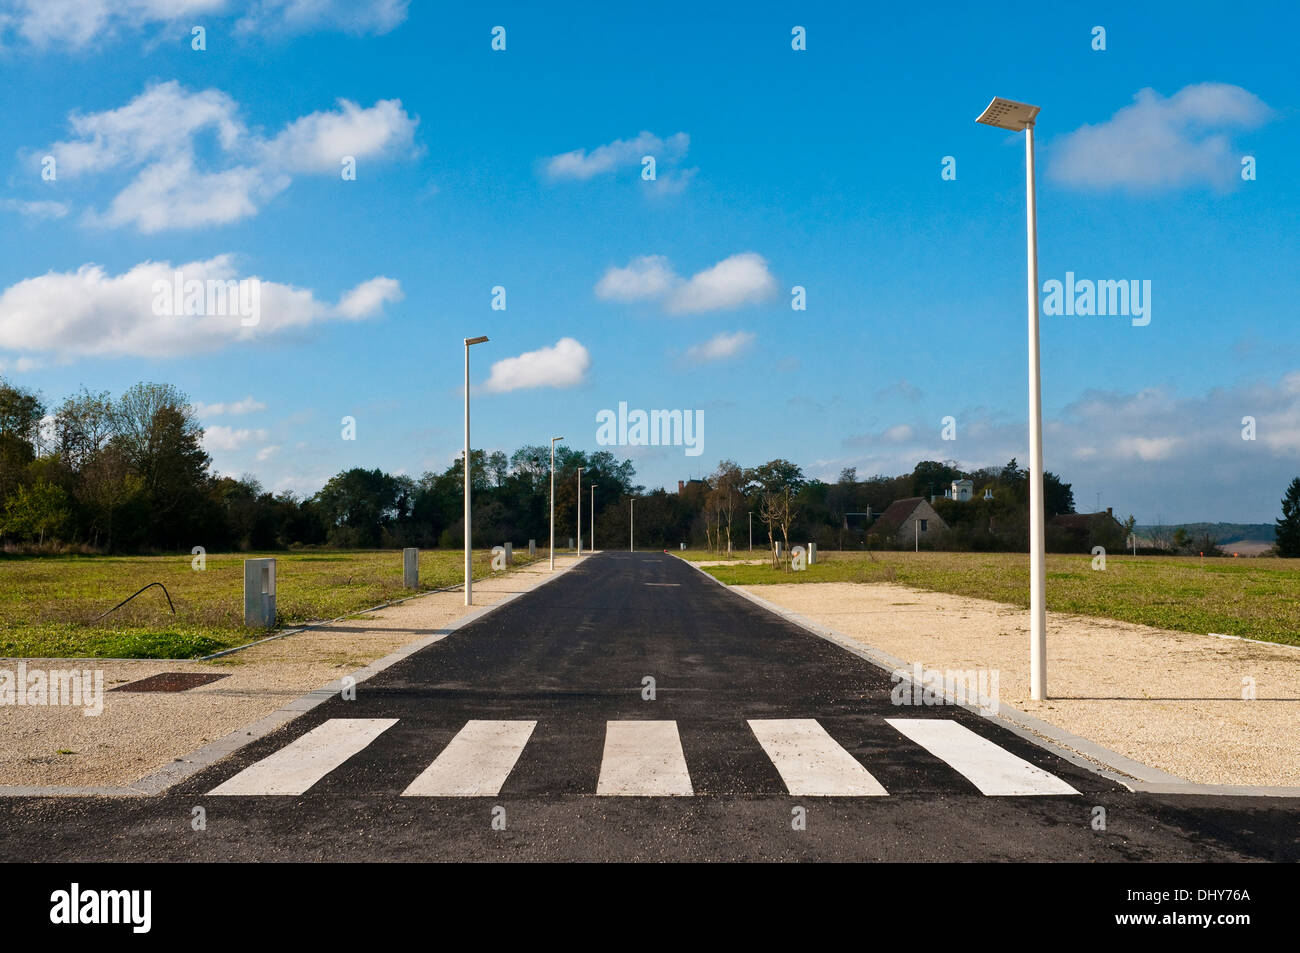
4 376 1296 555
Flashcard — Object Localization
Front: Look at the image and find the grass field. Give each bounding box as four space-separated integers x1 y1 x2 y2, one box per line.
687 550 1300 647
0 549 540 659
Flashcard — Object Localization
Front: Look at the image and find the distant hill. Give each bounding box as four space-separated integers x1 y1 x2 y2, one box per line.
1135 522 1276 544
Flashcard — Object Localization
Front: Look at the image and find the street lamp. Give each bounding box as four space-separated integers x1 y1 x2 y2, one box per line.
576 467 584 557
463 335 489 606
630 497 635 552
589 484 597 552
748 511 753 551
976 95 1047 701
549 436 564 571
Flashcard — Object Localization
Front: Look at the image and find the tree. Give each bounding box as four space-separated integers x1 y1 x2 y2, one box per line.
1043 472 1075 517
2 479 69 545
711 459 744 553
760 488 796 568
0 377 44 500
1276 478 1300 557
746 459 806 496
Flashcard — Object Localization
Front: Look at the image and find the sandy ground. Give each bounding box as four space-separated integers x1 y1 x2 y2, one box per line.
739 581 1300 787
0 556 576 788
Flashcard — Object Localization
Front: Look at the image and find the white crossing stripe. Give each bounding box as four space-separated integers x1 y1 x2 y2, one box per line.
597 721 693 796
209 718 398 796
885 718 1079 796
402 720 537 797
748 719 888 796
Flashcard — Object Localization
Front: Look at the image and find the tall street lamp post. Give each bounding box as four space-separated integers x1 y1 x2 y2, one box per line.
549 436 564 571
463 335 489 606
576 467 584 558
976 95 1047 700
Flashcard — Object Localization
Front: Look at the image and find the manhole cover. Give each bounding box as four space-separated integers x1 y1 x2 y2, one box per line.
112 672 229 693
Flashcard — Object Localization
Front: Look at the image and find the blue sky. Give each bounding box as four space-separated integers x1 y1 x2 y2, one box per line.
1 0 1297 523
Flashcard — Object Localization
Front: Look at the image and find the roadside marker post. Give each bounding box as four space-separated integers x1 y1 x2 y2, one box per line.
243 558 276 627
402 548 418 589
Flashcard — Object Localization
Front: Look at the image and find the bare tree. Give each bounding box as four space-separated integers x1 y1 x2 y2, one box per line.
711 460 744 555
759 492 780 567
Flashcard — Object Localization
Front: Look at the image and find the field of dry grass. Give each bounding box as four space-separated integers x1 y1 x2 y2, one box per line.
690 549 1300 647
0 549 537 658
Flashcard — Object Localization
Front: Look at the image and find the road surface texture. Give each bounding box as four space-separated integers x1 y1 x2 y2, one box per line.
2 552 1296 861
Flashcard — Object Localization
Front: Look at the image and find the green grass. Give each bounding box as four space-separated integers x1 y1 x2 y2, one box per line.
693 550 1300 647
0 549 538 659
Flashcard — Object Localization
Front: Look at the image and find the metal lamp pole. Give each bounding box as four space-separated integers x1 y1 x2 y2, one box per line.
977 96 1047 700
589 484 597 552
463 335 489 605
549 436 563 571
630 498 634 552
576 467 584 557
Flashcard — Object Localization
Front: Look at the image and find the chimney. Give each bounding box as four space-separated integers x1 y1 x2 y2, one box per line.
678 480 685 493
1106 506 1112 516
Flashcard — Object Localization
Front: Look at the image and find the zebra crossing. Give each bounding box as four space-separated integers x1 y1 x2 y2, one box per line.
207 716 1082 799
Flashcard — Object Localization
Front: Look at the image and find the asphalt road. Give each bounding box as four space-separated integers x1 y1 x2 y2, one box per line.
2 551 1297 862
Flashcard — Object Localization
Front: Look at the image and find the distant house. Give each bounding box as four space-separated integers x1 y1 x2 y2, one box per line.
1050 507 1126 551
871 497 948 545
951 479 974 501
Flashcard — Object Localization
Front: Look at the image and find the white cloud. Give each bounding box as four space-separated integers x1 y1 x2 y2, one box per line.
0 255 401 360
236 0 408 36
203 425 268 452
595 252 777 315
1050 83 1273 191
194 395 266 417
255 444 281 461
684 330 754 364
335 276 403 319
544 131 688 181
34 81 416 232
482 337 591 394
0 0 407 49
263 98 418 173
594 255 678 303
666 253 777 314
1 198 69 219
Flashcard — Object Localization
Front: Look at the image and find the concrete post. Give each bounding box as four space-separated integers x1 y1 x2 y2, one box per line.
505 541 514 566
403 548 418 588
808 542 817 565
528 539 536 558
243 558 276 627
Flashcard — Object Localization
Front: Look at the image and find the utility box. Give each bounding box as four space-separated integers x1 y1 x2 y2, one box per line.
528 539 536 557
243 558 276 627
808 542 817 565
505 541 514 566
403 547 418 588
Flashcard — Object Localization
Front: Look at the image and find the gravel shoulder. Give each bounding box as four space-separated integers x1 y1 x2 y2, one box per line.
0 556 577 787
738 580 1300 787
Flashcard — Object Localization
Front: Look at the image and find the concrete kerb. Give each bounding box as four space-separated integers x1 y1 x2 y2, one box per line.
0 559 573 799
676 556 1300 798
